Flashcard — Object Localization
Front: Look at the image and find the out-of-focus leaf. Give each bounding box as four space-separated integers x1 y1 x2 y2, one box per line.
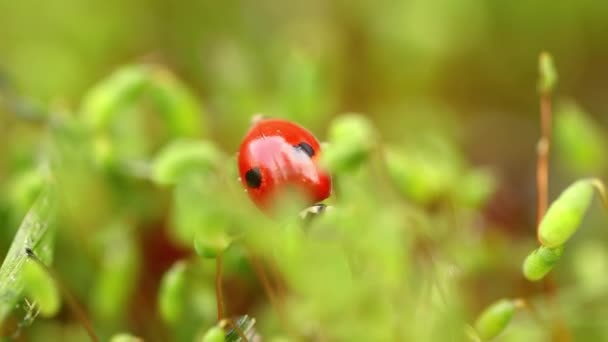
148 69 206 138
81 65 149 130
201 326 225 342
91 221 139 321
22 258 60 317
159 261 187 325
0 187 56 321
80 65 206 169
152 140 223 186
554 103 607 173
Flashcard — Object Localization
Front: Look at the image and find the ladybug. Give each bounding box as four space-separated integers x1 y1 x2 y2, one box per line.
238 118 332 210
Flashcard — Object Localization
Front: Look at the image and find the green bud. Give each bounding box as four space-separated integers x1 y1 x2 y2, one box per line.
474 299 518 340
201 326 225 342
538 52 557 94
523 245 565 281
539 179 594 247
322 114 374 172
22 259 60 317
109 333 143 342
152 140 222 186
158 261 187 324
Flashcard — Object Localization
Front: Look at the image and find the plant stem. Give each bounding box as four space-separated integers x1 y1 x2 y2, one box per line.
536 92 552 242
590 178 608 211
25 248 99 342
215 252 224 321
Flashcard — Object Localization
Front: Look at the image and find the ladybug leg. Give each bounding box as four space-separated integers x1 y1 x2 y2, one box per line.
299 203 332 221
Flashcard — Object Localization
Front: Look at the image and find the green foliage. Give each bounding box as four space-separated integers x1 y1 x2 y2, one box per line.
322 114 375 173
201 326 225 342
152 140 223 186
538 179 594 248
554 103 607 173
523 246 565 281
21 258 60 317
81 65 206 170
473 298 519 341
0 188 56 321
0 12 608 342
538 52 558 94
159 261 188 324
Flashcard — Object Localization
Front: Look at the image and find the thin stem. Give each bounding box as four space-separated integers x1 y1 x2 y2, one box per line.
245 249 295 337
25 248 99 342
590 178 608 211
215 252 225 321
514 298 544 327
536 92 552 242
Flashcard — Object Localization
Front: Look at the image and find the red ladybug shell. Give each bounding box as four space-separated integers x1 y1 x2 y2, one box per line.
238 118 332 210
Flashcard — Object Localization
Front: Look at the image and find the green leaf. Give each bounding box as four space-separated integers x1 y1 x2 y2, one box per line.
81 65 149 130
158 261 188 324
148 69 206 138
322 114 375 173
554 103 607 173
22 258 60 317
474 299 518 340
201 326 225 342
152 140 223 186
539 179 594 248
523 245 565 281
0 187 56 321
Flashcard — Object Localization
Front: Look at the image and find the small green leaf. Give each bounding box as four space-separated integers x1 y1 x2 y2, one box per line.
523 245 564 281
322 114 375 173
149 69 206 138
474 299 518 340
152 140 222 186
158 261 188 324
539 179 594 248
91 222 139 320
0 187 56 321
81 65 150 130
554 103 607 173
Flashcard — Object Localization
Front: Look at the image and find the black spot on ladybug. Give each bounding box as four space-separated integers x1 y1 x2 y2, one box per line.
294 142 315 157
245 167 262 188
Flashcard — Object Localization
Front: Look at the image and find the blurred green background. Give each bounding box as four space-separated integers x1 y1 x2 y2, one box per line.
2 0 608 212
2 1 608 341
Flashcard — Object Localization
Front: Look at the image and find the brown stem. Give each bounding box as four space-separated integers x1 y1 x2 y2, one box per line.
536 92 552 241
25 248 99 342
215 252 224 321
